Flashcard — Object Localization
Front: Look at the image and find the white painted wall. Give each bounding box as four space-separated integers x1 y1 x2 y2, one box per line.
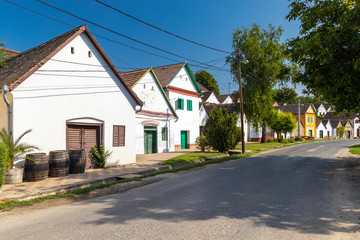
352 117 360 138
324 120 333 137
316 104 327 116
204 92 220 104
132 71 176 154
222 96 233 104
167 67 200 147
11 33 137 166
199 104 208 126
316 122 327 138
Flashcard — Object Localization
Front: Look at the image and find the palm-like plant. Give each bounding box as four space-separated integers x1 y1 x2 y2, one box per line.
0 128 38 169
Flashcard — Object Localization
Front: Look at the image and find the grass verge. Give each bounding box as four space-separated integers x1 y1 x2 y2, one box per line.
349 144 360 155
160 152 224 166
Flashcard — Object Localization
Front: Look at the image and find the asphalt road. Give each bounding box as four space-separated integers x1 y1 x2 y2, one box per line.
1 140 360 239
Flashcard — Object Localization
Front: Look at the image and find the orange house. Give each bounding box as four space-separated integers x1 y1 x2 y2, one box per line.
274 103 317 137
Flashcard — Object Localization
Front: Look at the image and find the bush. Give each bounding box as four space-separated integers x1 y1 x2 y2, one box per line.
294 136 302 142
195 135 209 151
91 141 112 168
0 144 7 187
266 138 276 143
204 107 238 152
235 127 242 144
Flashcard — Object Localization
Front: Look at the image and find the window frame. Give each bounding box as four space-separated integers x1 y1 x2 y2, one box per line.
113 125 125 147
177 98 184 110
187 99 192 111
162 127 168 141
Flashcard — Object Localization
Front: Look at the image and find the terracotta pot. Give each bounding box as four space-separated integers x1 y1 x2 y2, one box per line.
5 167 24 184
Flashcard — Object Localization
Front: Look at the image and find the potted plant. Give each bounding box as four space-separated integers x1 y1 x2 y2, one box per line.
195 135 209 152
91 141 112 168
0 128 38 184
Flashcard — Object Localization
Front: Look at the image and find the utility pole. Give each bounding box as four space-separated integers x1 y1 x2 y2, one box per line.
298 99 301 138
228 82 231 94
237 50 246 153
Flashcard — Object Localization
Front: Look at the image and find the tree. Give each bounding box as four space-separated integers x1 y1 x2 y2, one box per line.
268 110 297 139
0 42 8 67
194 70 220 95
273 87 298 103
227 24 291 143
203 107 238 152
336 126 345 138
286 0 360 113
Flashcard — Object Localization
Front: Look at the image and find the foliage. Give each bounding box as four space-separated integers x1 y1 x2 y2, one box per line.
195 135 210 151
297 95 322 104
349 144 360 155
268 110 297 139
0 143 7 187
336 126 345 138
227 24 292 142
194 70 220 95
91 141 112 168
235 127 242 143
294 136 302 142
273 87 298 104
0 42 8 68
286 0 360 113
0 128 37 170
203 107 238 152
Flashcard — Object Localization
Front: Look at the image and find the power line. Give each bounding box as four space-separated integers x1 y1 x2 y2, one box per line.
3 0 229 72
34 0 230 72
94 0 231 54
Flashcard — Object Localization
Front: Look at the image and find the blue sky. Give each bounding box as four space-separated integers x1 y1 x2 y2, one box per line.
0 0 302 94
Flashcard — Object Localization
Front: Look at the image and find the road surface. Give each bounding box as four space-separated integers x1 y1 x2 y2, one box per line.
1 140 360 239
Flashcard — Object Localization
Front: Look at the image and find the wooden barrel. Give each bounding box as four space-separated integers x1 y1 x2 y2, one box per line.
5 167 24 184
68 150 86 174
49 150 70 177
24 153 49 182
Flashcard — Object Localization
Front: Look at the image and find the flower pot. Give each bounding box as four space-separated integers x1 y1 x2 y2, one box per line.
5 167 24 184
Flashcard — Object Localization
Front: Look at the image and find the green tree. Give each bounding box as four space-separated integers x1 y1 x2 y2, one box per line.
268 110 297 139
227 24 291 143
273 87 298 104
0 42 8 67
203 107 238 152
286 0 360 113
195 70 220 95
336 126 345 138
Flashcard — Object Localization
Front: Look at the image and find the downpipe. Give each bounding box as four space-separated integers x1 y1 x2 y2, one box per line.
3 85 11 134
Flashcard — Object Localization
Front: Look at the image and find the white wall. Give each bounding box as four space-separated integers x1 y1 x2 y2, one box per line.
317 104 327 116
132 71 176 154
316 123 327 138
222 96 233 104
199 104 208 126
205 93 220 104
11 33 137 166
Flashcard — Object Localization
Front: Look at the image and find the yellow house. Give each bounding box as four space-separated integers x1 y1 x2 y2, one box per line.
274 103 317 137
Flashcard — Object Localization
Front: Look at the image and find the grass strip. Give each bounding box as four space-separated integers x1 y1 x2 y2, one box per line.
349 144 360 155
160 152 224 166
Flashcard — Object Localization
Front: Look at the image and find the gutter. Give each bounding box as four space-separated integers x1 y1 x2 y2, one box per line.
3 85 11 134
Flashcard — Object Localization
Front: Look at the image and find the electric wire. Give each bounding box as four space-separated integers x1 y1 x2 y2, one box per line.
33 0 230 72
3 0 230 72
94 0 231 54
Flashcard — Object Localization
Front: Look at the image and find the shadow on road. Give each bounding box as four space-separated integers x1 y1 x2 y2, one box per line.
80 153 360 235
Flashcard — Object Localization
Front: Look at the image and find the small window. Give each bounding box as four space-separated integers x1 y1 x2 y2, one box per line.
308 116 310 122
151 86 154 91
143 84 146 89
71 47 75 54
187 100 192 111
162 127 168 141
113 125 125 146
88 51 92 58
311 117 313 123
177 98 184 110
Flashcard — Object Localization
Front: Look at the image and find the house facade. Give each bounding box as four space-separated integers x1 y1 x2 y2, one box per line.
153 63 202 150
323 112 359 138
0 25 142 167
120 68 177 154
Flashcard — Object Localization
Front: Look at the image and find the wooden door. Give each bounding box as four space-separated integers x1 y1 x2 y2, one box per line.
144 130 157 154
67 124 101 168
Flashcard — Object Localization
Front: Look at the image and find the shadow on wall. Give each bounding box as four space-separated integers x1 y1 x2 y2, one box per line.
77 154 360 235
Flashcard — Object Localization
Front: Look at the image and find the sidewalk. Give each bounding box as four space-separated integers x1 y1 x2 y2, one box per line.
0 151 192 202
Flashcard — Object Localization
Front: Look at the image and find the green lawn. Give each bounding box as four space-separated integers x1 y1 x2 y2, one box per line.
349 144 360 155
160 152 225 166
235 141 298 153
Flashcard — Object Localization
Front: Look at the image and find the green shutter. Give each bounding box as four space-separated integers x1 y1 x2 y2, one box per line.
178 98 184 110
187 100 192 111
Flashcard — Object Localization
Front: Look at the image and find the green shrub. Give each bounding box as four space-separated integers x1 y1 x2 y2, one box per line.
266 138 276 143
91 141 112 168
204 107 238 152
294 136 302 142
0 144 7 187
235 127 242 143
195 135 209 151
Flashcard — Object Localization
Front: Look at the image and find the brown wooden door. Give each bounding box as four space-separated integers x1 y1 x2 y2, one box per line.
67 124 101 168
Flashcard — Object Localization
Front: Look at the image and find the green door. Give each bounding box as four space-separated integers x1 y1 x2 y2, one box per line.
309 130 313 137
181 131 188 149
347 131 351 139
144 126 157 154
320 130 323 138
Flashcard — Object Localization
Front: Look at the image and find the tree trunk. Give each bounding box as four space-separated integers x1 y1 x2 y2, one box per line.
261 121 266 143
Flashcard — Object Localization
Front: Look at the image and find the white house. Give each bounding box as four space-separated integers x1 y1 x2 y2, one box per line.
218 94 234 104
120 68 177 154
0 25 142 167
313 103 328 116
153 63 202 150
316 120 327 139
201 91 220 104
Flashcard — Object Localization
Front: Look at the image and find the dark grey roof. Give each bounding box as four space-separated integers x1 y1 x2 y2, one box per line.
275 103 312 115
323 112 357 120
